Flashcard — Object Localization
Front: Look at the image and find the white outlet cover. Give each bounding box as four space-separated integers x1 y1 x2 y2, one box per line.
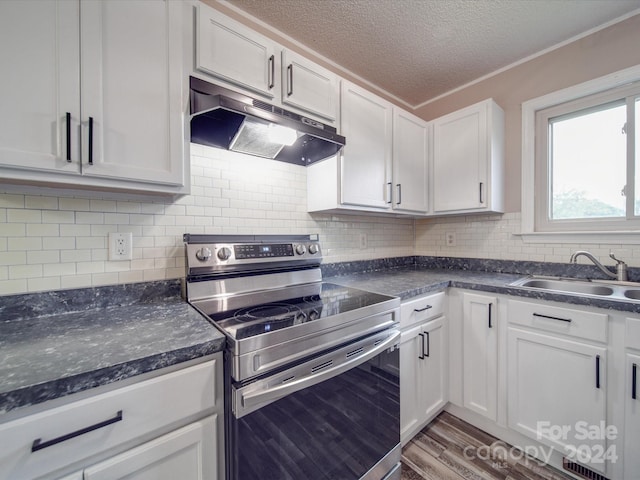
109 232 133 261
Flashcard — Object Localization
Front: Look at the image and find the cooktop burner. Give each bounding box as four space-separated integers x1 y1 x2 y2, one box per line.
206 283 392 340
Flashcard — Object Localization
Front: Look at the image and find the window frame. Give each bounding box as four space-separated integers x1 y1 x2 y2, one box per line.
520 64 640 244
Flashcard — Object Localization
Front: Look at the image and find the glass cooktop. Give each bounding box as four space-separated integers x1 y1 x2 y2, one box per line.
206 283 395 340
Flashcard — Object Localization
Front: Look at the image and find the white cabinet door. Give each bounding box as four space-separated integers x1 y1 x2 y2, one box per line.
281 49 339 123
83 415 217 480
508 328 607 473
80 0 185 186
400 324 423 444
392 109 429 213
462 293 498 421
624 352 640 477
0 0 80 174
196 2 276 99
400 317 447 445
420 317 447 421
340 81 392 209
432 99 504 214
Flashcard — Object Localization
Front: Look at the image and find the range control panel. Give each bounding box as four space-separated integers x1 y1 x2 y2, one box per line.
234 243 294 259
184 235 322 273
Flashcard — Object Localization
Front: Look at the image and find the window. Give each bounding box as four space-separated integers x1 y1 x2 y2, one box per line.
521 67 640 242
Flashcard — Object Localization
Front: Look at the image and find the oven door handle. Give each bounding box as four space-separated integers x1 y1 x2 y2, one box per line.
240 329 400 411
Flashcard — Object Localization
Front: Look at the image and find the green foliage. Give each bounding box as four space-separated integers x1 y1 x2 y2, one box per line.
552 190 624 219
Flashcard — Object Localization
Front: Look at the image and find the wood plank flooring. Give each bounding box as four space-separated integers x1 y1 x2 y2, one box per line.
401 412 576 480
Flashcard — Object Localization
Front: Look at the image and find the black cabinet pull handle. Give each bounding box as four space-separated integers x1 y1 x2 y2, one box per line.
532 313 572 323
418 333 425 360
287 64 293 96
596 355 601 389
424 331 430 357
414 305 432 312
32 410 123 453
396 184 401 205
488 303 493 328
479 182 484 203
386 182 392 204
88 116 94 165
268 55 275 89
65 112 71 162
633 363 637 400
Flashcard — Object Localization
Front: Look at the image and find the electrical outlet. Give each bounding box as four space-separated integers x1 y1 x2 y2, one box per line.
445 232 457 247
359 234 368 249
109 232 132 261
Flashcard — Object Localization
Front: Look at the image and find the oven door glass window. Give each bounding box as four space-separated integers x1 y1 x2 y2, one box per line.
228 343 400 480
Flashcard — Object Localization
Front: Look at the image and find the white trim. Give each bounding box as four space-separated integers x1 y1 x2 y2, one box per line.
214 0 414 110
520 63 640 241
217 1 640 112
515 231 640 245
412 9 640 110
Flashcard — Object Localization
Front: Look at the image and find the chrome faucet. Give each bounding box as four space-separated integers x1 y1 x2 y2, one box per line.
569 250 628 282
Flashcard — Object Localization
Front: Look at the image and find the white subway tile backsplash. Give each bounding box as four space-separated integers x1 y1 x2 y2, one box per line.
25 196 59 210
0 147 405 293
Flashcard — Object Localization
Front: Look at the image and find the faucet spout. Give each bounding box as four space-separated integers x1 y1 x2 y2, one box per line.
569 250 628 281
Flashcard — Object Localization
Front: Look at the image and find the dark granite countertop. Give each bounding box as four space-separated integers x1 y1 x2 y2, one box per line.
326 265 640 315
0 280 225 416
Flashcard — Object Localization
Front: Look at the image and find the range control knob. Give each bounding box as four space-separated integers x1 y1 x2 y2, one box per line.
295 244 306 255
308 243 320 255
217 247 232 261
195 247 212 262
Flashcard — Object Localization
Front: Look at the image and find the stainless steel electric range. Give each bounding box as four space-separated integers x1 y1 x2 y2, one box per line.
183 234 402 480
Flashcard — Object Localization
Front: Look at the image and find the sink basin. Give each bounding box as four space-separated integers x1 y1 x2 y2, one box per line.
516 278 615 296
510 276 640 303
624 289 640 300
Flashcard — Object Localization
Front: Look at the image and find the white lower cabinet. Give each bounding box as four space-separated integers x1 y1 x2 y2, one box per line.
462 292 498 421
400 293 447 444
83 415 217 480
0 357 223 480
623 352 640 478
507 299 609 474
623 317 640 478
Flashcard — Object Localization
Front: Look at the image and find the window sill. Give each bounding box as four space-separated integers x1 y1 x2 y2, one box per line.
514 231 640 244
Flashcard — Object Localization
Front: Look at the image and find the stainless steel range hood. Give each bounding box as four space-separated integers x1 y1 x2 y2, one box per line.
189 77 345 166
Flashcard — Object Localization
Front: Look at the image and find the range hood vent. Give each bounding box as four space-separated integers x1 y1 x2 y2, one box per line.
189 77 345 166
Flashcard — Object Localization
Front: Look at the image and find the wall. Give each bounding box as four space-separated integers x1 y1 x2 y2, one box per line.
415 212 640 267
414 13 640 266
414 13 640 213
0 145 414 295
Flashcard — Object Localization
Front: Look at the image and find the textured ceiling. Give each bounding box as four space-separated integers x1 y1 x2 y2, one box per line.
223 0 640 107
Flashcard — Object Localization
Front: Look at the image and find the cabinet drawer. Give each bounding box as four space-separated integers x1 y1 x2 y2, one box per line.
626 317 640 350
401 292 445 328
508 299 607 343
0 359 217 480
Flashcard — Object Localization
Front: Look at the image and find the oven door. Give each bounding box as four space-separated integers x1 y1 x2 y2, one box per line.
227 328 401 480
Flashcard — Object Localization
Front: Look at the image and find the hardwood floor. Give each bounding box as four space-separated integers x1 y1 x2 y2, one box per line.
401 412 575 480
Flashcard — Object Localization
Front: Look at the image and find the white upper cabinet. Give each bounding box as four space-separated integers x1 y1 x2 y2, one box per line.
196 3 277 99
307 82 429 215
281 49 339 122
0 0 188 194
195 3 339 126
80 0 186 188
339 81 393 209
392 109 429 213
0 1 80 174
432 99 504 214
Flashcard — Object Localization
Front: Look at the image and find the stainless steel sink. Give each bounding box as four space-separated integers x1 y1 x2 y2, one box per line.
516 278 614 296
624 289 640 300
509 276 640 302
